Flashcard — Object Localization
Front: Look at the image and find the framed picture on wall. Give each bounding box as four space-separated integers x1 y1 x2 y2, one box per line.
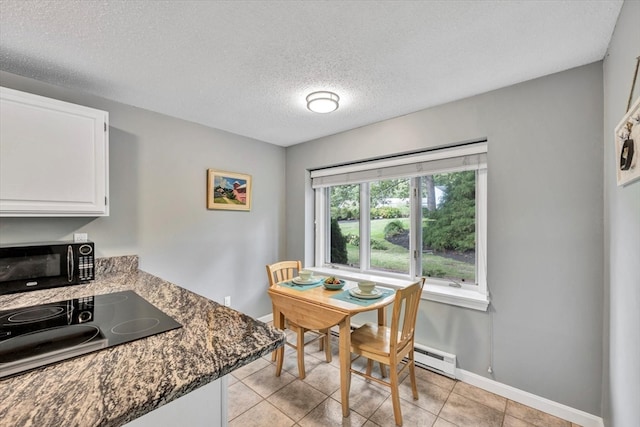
207 169 252 211
614 97 640 187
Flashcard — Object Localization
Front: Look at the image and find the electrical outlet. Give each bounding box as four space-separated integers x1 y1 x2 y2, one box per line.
74 233 88 242
224 296 231 307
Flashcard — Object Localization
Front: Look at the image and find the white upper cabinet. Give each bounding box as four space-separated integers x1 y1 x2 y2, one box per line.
0 87 109 216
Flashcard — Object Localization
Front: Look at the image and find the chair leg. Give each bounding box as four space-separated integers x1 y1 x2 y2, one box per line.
408 355 418 400
324 330 332 362
297 329 306 379
272 304 280 362
379 361 387 378
389 361 403 426
367 359 387 378
275 345 284 377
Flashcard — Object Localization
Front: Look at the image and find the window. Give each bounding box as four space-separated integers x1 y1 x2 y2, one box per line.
312 142 488 311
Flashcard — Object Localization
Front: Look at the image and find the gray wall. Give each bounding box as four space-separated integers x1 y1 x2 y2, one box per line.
286 63 604 415
0 71 286 318
602 1 640 426
1 33 624 419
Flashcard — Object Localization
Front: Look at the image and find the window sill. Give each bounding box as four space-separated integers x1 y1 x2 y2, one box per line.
309 267 490 312
422 283 490 311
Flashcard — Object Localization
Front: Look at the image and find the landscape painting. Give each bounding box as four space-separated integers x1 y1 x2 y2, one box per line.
207 169 252 211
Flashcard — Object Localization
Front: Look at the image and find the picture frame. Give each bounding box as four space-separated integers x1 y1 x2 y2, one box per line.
614 97 640 187
207 169 252 211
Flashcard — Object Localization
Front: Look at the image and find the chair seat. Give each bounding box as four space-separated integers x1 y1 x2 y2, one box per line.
350 323 392 356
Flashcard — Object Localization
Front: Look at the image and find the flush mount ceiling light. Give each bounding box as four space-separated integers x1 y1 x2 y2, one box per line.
306 91 340 113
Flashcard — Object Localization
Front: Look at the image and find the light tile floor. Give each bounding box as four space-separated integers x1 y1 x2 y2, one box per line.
228 333 582 427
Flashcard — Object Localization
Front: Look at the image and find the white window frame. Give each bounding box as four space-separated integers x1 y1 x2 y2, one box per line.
312 142 489 311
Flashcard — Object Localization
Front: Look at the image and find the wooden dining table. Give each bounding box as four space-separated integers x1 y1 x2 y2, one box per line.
268 278 401 418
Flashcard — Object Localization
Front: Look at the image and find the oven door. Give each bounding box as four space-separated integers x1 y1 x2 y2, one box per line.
0 243 75 295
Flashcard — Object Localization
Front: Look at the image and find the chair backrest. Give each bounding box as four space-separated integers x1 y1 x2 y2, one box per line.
389 278 425 353
266 260 302 287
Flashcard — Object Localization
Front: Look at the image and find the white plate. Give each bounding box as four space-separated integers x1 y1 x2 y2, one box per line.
292 277 323 285
349 288 382 299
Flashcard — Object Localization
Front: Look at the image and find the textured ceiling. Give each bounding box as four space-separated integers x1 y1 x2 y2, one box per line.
0 1 623 147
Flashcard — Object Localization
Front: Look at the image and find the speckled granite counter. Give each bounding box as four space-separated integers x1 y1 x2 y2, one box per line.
0 256 285 427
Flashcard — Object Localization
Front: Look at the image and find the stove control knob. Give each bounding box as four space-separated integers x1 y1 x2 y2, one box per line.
78 311 93 323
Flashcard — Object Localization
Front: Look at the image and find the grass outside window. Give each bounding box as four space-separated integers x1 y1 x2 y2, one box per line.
337 218 475 281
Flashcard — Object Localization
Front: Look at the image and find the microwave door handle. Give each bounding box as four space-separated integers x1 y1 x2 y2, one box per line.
67 245 74 282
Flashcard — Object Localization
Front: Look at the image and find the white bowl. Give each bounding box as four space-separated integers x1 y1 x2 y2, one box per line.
357 281 376 294
299 270 314 281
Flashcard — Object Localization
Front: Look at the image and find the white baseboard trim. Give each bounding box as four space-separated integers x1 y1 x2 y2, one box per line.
258 312 603 427
455 369 604 427
258 313 273 323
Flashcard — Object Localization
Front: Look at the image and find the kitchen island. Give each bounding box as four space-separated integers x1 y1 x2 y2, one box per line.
0 255 285 427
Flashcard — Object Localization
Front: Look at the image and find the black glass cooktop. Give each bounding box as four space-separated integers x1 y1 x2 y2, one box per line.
0 290 182 378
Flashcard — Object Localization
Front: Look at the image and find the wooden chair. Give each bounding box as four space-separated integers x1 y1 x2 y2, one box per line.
349 278 425 426
266 261 332 379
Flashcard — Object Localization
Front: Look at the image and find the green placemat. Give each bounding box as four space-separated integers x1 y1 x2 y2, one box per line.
331 288 395 306
278 278 326 291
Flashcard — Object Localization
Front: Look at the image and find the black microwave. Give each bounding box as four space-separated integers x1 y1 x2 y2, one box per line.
0 241 95 295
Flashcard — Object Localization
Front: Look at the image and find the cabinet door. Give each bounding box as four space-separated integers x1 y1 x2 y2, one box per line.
0 87 109 216
124 377 227 427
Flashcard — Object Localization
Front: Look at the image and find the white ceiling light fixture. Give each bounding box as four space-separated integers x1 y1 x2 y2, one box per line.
306 91 340 113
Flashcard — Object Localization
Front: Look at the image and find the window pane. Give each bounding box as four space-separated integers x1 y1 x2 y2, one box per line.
329 184 360 267
369 179 410 274
421 171 476 284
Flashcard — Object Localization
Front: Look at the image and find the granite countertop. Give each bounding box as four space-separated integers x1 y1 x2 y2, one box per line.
0 256 286 427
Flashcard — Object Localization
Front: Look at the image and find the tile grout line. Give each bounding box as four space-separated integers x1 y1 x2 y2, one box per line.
238 354 388 426
232 352 577 427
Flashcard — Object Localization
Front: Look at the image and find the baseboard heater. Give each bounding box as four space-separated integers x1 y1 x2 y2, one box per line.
413 343 456 379
330 330 456 379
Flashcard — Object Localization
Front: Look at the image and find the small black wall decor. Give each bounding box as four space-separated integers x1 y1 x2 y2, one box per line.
615 97 640 186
